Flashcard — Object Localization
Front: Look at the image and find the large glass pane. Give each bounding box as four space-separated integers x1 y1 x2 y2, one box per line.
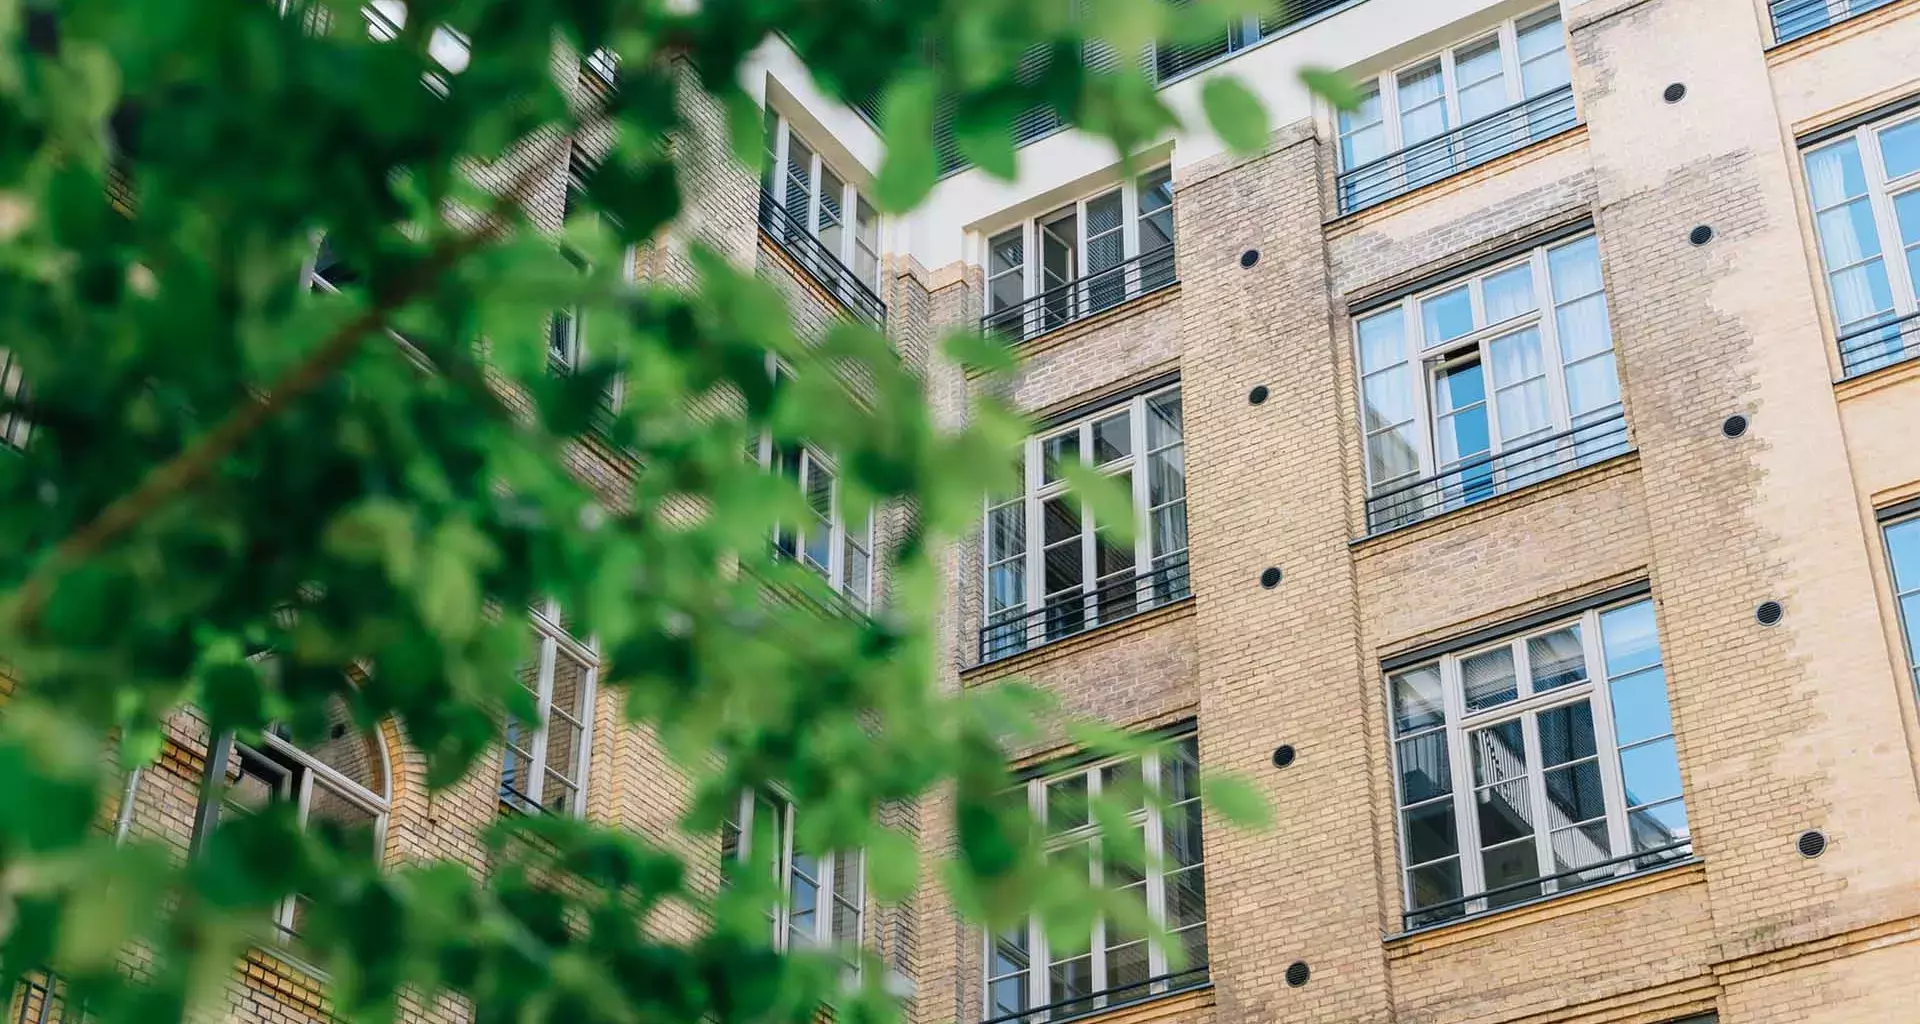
1462 646 1518 711
1367 417 1421 489
1047 774 1091 834
1537 701 1597 766
1339 86 1386 168
1042 432 1079 484
1092 412 1131 464
1362 365 1413 429
1390 665 1446 732
1619 738 1684 808
1407 859 1463 922
1599 601 1661 676
1470 719 1527 788
1146 391 1183 449
1454 37 1507 122
1555 293 1614 362
1483 265 1536 323
1608 666 1672 746
1049 955 1094 1016
1805 140 1869 210
1490 329 1551 443
1817 200 1886 268
1396 732 1451 803
1517 15 1569 98
1042 497 1080 547
1548 819 1612 874
1162 737 1201 804
988 229 1025 313
1628 798 1689 851
1528 627 1587 691
1149 448 1185 506
988 504 1026 563
1402 798 1457 864
1165 863 1206 928
1889 518 1920 589
1137 166 1175 254
1543 760 1606 826
817 166 846 253
1879 117 1920 181
1397 61 1449 143
1421 286 1475 347
1547 237 1604 301
1358 308 1407 372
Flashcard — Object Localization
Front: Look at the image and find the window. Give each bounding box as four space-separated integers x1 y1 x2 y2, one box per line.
0 349 31 451
1770 0 1900 45
1355 232 1629 533
1801 110 1920 376
721 792 865 973
760 111 885 322
363 0 470 93
1335 9 1575 213
767 441 875 611
982 168 1175 340
1388 597 1690 929
501 602 598 816
987 734 1206 1024
981 384 1187 662
216 696 391 942
1883 511 1920 691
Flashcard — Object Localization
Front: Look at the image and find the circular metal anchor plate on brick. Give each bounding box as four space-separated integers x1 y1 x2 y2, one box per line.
1285 962 1310 987
1663 83 1687 103
1260 567 1283 589
1797 829 1828 859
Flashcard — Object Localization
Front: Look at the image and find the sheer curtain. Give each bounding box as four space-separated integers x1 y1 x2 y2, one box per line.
1807 141 1899 368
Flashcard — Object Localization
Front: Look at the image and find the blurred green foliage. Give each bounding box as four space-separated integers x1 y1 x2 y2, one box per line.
0 0 1321 1020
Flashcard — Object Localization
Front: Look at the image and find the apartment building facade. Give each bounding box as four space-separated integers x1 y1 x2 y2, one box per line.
21 0 1920 1023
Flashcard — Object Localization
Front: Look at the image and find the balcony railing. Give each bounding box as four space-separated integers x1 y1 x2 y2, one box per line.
979 966 1210 1024
1769 0 1898 44
1336 85 1578 215
1364 412 1631 535
982 245 1177 343
10 973 70 1024
1837 308 1920 379
980 554 1190 664
1402 839 1692 931
757 191 886 326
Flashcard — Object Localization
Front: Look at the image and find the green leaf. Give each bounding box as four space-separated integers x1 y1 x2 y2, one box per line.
1299 66 1361 110
865 827 919 903
1201 76 1269 156
1202 775 1272 829
873 71 939 211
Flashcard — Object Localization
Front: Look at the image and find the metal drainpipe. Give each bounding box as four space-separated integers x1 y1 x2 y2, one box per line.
112 765 143 844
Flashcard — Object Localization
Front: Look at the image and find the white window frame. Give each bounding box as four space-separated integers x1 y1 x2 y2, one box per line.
1883 511 1920 693
982 166 1175 331
0 349 31 450
724 791 866 972
984 733 1205 1022
1354 232 1621 509
765 112 882 291
1336 6 1570 172
981 384 1186 657
757 435 877 610
1387 597 1690 928
1801 111 1920 374
502 600 599 817
227 720 393 943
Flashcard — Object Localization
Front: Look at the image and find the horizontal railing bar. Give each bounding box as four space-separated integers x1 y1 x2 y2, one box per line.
1836 308 1920 377
984 244 1177 320
1770 0 1895 43
976 967 1211 1024
980 556 1191 663
1366 414 1626 507
1402 839 1692 924
1337 86 1575 180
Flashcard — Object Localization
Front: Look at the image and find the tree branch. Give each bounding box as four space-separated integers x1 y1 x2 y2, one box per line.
8 131 581 633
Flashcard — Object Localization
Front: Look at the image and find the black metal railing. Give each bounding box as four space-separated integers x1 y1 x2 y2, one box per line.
1336 85 1578 215
10 972 70 1024
1402 839 1692 930
1364 412 1630 535
979 966 1210 1024
979 554 1190 664
757 191 886 326
1769 0 1897 44
1837 308 1920 378
982 245 1177 343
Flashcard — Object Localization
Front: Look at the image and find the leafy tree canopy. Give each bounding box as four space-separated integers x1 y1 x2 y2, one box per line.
0 0 1308 1021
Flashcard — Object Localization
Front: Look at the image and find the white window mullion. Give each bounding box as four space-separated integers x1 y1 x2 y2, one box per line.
1131 398 1154 602
1531 250 1576 433
1585 610 1636 870
1142 752 1169 984
1379 72 1404 152
1498 21 1524 106
1024 437 1045 625
1405 299 1441 479
1862 130 1920 315
571 642 599 817
1439 49 1462 132
1518 704 1556 893
525 628 559 806
1441 657 1485 907
772 119 790 197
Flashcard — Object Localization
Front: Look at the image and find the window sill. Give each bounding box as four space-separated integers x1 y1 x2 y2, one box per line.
1384 856 1705 953
962 596 1195 684
984 979 1214 1024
